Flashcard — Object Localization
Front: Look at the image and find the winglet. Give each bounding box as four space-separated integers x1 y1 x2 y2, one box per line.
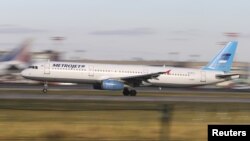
165 70 171 75
202 41 238 73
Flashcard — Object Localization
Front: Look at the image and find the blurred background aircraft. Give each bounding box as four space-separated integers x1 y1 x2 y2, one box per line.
0 39 32 76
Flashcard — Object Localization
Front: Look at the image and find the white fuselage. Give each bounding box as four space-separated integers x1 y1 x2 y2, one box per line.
21 61 226 87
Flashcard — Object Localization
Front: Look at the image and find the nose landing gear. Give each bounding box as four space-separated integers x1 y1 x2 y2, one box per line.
42 81 48 93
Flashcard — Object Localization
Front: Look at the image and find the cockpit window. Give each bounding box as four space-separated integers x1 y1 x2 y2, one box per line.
28 66 38 69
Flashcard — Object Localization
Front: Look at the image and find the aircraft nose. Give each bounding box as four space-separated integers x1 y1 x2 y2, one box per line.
21 69 29 78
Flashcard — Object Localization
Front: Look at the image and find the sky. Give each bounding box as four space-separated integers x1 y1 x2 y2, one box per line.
0 0 250 62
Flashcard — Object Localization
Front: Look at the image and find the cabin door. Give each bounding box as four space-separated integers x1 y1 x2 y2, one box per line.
88 65 94 77
143 69 148 74
200 71 206 82
44 62 50 74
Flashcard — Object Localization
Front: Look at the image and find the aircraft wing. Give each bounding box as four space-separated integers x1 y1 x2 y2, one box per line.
110 71 166 87
216 74 240 79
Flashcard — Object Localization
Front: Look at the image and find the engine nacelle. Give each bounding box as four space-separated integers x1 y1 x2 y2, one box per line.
93 80 124 90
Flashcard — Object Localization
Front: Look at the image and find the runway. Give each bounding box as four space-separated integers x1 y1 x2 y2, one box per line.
0 83 250 93
0 83 250 103
0 92 250 103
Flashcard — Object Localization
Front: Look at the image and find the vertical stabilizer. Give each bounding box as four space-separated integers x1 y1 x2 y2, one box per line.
202 41 238 73
0 39 32 63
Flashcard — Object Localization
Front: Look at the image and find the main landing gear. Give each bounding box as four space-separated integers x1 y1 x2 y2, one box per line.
42 81 48 93
123 87 137 96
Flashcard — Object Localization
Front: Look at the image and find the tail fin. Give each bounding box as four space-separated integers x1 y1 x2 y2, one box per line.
202 41 238 73
0 39 32 63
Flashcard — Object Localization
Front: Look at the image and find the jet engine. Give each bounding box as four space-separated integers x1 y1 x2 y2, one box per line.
93 79 124 90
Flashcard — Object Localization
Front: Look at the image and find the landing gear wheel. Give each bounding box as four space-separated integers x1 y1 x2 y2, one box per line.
123 88 137 96
123 87 130 96
42 88 48 93
130 90 137 96
43 81 48 94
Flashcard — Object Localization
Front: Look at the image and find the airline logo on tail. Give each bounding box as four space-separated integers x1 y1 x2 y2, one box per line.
218 53 231 64
202 41 237 73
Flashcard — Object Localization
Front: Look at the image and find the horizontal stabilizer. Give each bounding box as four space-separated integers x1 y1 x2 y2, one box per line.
216 74 240 79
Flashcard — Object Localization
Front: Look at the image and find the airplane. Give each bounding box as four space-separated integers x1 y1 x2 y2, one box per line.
21 41 239 96
0 39 32 76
